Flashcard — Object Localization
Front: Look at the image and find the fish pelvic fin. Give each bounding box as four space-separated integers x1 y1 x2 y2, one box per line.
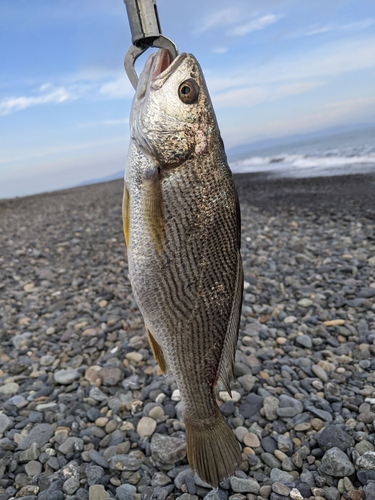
122 182 130 248
146 327 168 375
215 253 243 398
143 167 166 254
185 412 241 487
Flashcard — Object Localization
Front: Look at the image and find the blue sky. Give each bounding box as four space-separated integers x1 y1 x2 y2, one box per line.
1 0 375 198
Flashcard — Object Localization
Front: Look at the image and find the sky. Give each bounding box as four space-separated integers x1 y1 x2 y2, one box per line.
1 0 375 198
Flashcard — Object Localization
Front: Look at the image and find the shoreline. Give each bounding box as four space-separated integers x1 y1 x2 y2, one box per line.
1 171 375 220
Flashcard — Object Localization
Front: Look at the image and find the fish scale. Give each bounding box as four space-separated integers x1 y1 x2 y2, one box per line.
124 49 243 486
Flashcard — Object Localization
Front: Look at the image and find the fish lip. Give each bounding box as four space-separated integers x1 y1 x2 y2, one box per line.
151 50 187 85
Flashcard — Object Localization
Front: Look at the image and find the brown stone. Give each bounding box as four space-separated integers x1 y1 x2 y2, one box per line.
243 433 260 448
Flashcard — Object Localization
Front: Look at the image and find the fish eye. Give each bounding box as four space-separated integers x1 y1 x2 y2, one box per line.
178 79 199 104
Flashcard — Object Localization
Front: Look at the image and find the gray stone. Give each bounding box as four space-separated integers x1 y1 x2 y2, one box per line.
89 386 108 402
296 335 312 348
58 437 83 454
19 442 39 461
279 395 303 414
29 411 43 423
116 484 137 500
309 407 332 421
272 482 290 496
237 374 256 392
88 449 109 468
99 367 122 386
278 435 293 453
89 485 110 500
151 433 187 465
263 396 279 421
276 407 297 418
63 477 80 495
19 423 53 450
262 453 282 469
86 465 104 486
270 468 294 483
177 495 198 500
357 451 375 471
318 426 354 452
324 487 340 500
0 414 12 435
25 461 42 477
364 481 375 500
356 441 375 455
109 454 142 471
312 364 328 382
230 477 260 494
194 472 211 488
320 447 355 477
203 491 221 500
54 368 79 385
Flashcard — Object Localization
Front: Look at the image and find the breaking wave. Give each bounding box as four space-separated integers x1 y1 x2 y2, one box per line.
230 153 375 174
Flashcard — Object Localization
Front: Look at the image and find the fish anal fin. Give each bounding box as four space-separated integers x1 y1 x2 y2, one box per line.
143 167 166 254
146 327 168 375
185 413 241 487
215 254 243 399
122 182 130 248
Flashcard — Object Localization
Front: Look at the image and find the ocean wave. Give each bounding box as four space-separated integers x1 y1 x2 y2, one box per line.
230 153 375 174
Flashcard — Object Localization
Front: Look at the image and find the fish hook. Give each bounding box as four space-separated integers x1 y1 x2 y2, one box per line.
123 0 178 89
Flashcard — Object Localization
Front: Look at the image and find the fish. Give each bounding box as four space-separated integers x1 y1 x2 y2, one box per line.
123 48 243 487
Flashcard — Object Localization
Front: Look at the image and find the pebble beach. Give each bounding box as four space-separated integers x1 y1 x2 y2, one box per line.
1 172 375 500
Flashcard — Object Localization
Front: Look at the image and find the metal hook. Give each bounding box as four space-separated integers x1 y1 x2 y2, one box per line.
123 0 178 89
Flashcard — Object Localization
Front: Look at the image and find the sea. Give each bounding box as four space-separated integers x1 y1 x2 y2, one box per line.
229 126 375 178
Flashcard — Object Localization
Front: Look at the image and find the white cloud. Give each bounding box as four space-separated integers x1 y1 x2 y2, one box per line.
195 8 241 34
289 18 375 39
213 81 324 108
0 87 76 115
276 81 324 97
212 47 228 54
79 118 129 128
99 75 134 99
0 70 135 116
205 35 375 93
227 14 280 37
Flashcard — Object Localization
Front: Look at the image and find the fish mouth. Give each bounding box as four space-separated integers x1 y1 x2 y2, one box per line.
151 49 187 82
136 49 187 100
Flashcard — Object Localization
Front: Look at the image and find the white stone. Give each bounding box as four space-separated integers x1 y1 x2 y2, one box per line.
284 316 297 324
0 383 19 396
137 417 156 438
219 390 241 403
171 389 181 401
54 369 79 385
290 488 303 500
298 298 313 307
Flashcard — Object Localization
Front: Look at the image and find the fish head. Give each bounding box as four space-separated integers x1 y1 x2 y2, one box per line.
130 49 218 168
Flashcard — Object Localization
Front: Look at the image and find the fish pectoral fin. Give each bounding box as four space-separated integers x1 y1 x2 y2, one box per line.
215 253 244 398
143 167 166 254
123 182 130 248
146 327 168 375
186 413 241 487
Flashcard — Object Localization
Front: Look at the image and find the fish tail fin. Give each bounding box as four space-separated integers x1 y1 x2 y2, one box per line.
185 412 241 487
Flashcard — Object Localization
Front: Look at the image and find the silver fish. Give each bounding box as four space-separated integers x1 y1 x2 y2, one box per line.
123 49 243 486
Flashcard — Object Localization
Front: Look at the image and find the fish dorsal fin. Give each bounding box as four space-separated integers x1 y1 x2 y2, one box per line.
215 253 243 398
147 327 169 375
123 183 130 248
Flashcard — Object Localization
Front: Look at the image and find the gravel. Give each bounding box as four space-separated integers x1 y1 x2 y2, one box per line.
0 174 374 499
